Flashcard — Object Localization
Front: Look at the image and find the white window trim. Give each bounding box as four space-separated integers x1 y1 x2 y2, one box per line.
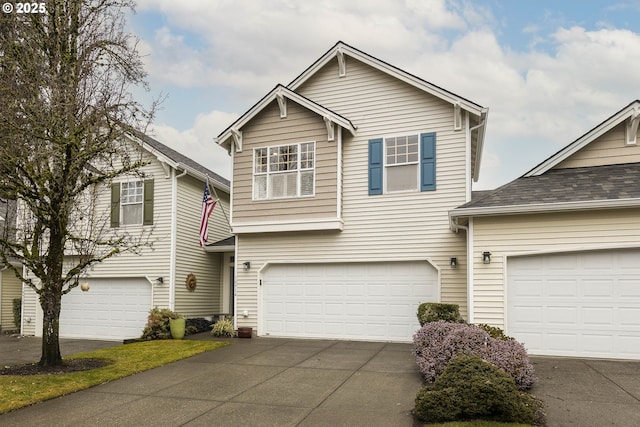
384 133 420 194
252 141 316 201
120 180 144 226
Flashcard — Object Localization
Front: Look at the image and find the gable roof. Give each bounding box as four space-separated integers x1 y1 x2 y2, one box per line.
288 41 487 118
451 162 640 218
216 84 356 152
131 132 230 191
525 100 640 177
289 41 488 182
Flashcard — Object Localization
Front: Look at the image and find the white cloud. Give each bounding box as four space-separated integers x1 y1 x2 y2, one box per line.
147 110 239 180
131 0 640 191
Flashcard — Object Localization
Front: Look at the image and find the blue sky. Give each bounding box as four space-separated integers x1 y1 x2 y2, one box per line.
127 0 640 189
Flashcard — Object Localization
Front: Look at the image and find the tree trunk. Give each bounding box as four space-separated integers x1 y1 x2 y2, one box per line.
40 290 63 366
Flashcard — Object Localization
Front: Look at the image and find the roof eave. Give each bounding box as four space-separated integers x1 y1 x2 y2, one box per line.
525 100 640 177
450 197 640 219
288 41 485 118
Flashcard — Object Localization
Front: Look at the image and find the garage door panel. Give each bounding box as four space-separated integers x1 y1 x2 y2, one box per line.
508 249 640 359
263 261 437 342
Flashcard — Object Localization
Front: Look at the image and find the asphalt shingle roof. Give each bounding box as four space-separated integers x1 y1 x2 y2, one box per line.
137 133 230 188
461 162 640 209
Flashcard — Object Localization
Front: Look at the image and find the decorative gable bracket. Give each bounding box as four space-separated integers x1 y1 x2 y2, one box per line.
276 89 287 118
231 129 243 153
453 102 462 131
336 48 346 77
323 116 336 141
626 107 640 145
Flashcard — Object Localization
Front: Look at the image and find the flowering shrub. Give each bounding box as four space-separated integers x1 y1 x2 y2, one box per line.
413 354 542 424
413 321 536 390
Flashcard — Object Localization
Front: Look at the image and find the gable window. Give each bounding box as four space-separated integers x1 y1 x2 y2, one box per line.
253 142 315 200
110 180 154 227
369 133 436 195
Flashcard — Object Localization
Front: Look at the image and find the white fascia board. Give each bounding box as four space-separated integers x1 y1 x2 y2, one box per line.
231 218 344 233
288 42 484 118
217 85 356 151
202 245 236 253
450 198 640 219
526 101 640 177
472 108 489 182
174 163 230 193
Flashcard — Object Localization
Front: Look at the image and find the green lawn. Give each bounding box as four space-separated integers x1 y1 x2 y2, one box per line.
0 340 229 414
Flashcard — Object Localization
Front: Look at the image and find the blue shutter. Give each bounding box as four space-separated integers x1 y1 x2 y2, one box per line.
420 132 436 191
368 138 383 195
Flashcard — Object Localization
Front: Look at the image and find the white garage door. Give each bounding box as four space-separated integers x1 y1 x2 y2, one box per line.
262 261 438 342
60 278 152 341
508 249 640 359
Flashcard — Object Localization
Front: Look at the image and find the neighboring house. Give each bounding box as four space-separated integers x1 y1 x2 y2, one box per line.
20 134 233 341
451 100 640 360
0 199 22 333
216 41 488 342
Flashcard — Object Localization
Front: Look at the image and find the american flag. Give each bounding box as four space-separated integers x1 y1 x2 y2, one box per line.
199 182 217 246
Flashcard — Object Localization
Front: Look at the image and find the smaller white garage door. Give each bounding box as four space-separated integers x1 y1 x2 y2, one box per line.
262 261 438 342
508 249 640 359
60 278 152 341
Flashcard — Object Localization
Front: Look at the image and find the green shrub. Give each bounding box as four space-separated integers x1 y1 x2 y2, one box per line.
413 354 542 424
477 323 512 341
417 302 464 326
211 317 235 337
13 298 22 329
141 307 184 340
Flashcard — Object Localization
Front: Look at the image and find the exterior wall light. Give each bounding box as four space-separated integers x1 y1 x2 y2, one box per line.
156 277 164 285
243 261 251 271
482 252 491 264
450 257 457 268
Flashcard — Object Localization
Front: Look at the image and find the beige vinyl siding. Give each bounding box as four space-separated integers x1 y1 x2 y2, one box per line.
173 174 230 317
472 209 640 328
235 57 470 332
86 149 173 308
232 100 338 223
556 123 640 169
1 272 21 330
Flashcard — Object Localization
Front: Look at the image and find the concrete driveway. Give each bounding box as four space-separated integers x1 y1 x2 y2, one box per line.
0 335 423 426
1 334 639 426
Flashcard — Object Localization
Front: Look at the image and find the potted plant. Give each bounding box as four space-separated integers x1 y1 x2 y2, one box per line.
169 312 186 340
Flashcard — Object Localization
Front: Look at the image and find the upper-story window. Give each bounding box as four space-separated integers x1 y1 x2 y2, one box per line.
120 181 144 225
110 179 154 227
368 132 436 195
253 142 315 200
385 135 419 192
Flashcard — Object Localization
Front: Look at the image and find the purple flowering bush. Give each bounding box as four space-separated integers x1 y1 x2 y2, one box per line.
413 321 536 390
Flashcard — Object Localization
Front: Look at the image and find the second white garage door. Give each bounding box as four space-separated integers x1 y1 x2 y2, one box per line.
262 261 438 342
507 249 640 359
59 278 152 341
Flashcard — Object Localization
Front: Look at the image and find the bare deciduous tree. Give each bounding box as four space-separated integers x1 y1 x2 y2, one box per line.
0 0 157 366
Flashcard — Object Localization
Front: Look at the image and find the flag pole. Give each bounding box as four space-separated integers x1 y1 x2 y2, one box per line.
206 175 233 234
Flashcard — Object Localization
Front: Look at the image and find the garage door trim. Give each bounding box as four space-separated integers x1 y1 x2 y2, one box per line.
258 258 441 341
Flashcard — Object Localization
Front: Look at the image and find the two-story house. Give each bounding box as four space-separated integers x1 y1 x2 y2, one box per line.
451 100 640 360
217 41 488 342
20 134 234 341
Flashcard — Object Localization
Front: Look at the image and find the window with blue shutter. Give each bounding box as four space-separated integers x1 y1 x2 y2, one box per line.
368 138 383 195
420 132 436 191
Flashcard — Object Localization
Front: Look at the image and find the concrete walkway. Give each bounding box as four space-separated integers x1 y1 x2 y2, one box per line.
1 334 639 426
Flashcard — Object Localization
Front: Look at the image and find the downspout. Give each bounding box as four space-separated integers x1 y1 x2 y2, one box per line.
451 217 474 324
169 168 188 310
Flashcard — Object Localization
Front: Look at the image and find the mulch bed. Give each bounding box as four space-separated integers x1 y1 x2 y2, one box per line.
0 358 111 376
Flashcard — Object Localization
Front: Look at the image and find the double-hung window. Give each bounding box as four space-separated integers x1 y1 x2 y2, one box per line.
385 135 419 192
120 181 144 225
368 132 436 195
253 142 315 200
